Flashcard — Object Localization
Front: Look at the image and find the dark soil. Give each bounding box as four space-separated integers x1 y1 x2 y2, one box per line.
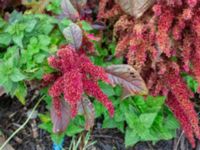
0 94 200 150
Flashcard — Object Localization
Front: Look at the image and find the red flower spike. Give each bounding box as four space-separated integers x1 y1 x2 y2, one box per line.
48 56 62 70
49 77 63 98
43 45 114 123
165 69 200 140
98 0 200 147
166 93 196 148
79 55 110 83
63 70 83 105
53 97 62 118
83 79 114 117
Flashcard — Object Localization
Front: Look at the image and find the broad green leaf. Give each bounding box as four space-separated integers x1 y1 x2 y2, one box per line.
145 96 165 112
164 112 179 130
65 123 84 136
81 21 93 31
125 128 140 147
184 75 198 92
10 68 26 82
139 113 157 128
39 122 53 133
38 113 51 123
0 33 11 46
125 112 138 128
114 85 122 96
63 23 82 49
51 133 65 145
34 53 46 63
46 0 62 14
13 32 24 48
114 109 125 122
24 19 37 32
105 65 148 99
102 117 118 129
14 83 27 105
99 82 115 97
93 101 105 117
38 35 50 47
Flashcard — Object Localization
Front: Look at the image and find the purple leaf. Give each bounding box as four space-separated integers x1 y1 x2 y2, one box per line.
78 97 95 130
115 0 155 18
91 22 106 30
51 99 71 133
63 23 83 49
61 0 80 21
105 64 148 99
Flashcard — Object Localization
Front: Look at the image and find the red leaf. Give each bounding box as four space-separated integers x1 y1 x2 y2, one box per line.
51 99 71 133
61 0 80 21
78 97 95 130
105 64 148 99
115 0 155 18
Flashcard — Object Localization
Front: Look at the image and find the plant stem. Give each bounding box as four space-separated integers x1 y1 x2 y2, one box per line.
0 96 44 150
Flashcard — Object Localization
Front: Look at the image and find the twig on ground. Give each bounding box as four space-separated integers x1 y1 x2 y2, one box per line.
0 96 44 150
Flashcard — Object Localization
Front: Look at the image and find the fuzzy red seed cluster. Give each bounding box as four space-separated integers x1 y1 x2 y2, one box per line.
98 0 200 147
43 45 114 118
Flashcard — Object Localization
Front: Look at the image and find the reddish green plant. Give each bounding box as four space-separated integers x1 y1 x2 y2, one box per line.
43 45 114 132
98 0 200 147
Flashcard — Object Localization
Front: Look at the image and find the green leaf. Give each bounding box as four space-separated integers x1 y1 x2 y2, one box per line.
99 82 115 97
184 75 198 92
46 0 62 14
38 35 51 47
38 113 51 123
39 122 53 133
0 33 11 46
114 109 124 122
25 19 37 32
164 111 179 130
14 83 27 105
125 128 140 147
10 68 26 82
13 32 24 47
93 101 105 117
139 113 157 128
145 96 165 112
81 21 93 31
34 53 46 63
65 123 84 136
51 133 65 145
102 117 117 128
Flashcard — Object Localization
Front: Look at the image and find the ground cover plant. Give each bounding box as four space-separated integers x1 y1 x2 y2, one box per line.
0 0 200 149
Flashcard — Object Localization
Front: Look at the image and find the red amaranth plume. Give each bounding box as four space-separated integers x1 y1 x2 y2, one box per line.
43 45 114 118
164 68 200 140
166 93 195 148
97 0 200 147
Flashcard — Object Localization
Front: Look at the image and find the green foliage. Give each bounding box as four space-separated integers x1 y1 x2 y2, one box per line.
46 0 62 14
182 73 198 92
0 11 67 103
94 82 179 147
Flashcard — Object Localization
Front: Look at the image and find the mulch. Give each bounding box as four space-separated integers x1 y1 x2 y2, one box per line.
0 94 199 150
